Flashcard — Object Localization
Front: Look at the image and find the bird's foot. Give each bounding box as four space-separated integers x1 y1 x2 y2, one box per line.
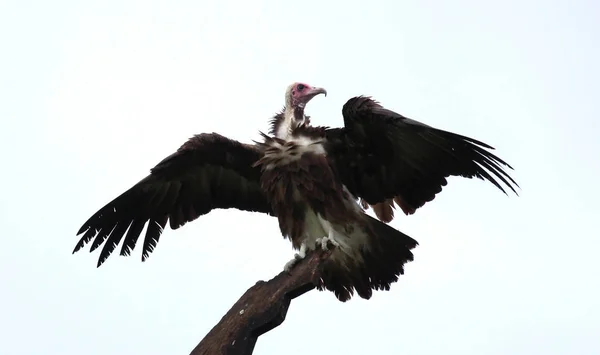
316 231 341 251
283 242 308 273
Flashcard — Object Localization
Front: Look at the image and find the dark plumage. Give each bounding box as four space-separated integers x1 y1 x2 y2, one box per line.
74 81 518 302
252 131 418 301
323 96 519 222
74 133 273 267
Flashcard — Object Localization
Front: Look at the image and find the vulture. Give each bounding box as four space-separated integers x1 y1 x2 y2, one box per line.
74 82 518 301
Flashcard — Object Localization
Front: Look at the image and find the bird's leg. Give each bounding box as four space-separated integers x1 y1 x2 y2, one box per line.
316 229 341 251
283 242 308 272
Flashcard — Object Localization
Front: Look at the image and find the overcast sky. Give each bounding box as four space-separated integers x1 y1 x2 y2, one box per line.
1 0 599 354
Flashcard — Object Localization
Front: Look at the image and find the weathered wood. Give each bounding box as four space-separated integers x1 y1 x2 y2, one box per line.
190 249 333 355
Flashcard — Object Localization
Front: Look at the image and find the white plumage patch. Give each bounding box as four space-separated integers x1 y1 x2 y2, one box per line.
262 135 325 170
275 109 308 140
264 124 370 271
297 196 370 267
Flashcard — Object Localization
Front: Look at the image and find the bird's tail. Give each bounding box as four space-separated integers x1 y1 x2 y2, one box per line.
317 214 419 302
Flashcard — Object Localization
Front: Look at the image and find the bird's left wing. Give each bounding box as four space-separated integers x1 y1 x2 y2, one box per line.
74 133 273 266
323 96 519 223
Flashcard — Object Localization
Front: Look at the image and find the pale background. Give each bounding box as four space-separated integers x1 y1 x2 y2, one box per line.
1 0 598 354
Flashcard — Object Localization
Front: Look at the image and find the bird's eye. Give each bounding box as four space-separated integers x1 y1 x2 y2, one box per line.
297 84 305 91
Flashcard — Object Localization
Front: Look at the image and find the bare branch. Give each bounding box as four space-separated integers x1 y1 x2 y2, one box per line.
190 249 333 355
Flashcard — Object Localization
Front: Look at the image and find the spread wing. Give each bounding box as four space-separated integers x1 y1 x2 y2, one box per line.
74 133 273 267
324 96 519 223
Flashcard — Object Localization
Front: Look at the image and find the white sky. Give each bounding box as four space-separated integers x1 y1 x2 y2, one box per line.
1 0 599 354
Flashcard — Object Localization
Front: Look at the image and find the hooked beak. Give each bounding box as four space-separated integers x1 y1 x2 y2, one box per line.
307 86 327 98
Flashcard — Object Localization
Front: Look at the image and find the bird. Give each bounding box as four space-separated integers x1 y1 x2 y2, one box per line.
74 82 518 302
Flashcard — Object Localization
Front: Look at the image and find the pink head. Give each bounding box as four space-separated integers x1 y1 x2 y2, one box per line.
285 82 327 108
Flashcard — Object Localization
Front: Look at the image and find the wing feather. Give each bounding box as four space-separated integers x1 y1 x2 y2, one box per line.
325 96 519 221
75 133 273 266
120 219 145 256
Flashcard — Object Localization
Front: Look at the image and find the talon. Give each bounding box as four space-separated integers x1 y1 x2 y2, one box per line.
316 232 341 251
283 242 308 272
316 237 328 251
284 257 299 273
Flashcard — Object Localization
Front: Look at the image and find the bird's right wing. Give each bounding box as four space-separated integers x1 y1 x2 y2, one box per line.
74 133 273 267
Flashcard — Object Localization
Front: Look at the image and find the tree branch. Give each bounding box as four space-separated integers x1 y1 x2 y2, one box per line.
189 248 333 355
